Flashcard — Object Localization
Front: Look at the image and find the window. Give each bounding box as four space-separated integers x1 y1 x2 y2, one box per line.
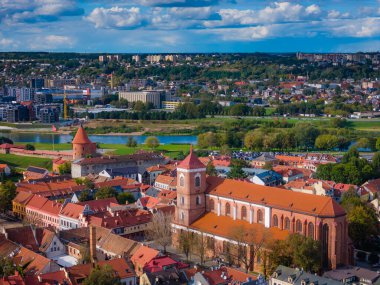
241 206 247 220
257 209 263 223
273 215 278 227
195 176 201 187
196 195 201 205
180 212 185 221
285 218 290 230
225 203 231 216
308 222 314 238
180 196 185 205
179 175 184 187
296 220 302 233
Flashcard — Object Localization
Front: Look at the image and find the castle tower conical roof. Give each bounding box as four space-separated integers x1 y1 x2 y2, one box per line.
72 125 92 144
177 145 205 170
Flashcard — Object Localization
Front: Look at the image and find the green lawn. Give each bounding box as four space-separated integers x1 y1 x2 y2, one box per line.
348 120 380 131
0 154 52 170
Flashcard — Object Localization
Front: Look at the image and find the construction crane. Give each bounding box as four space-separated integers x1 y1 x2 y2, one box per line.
63 86 68 120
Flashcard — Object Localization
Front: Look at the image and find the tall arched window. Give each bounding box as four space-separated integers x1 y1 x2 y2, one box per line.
273 215 278 227
196 195 201 205
179 175 184 187
308 222 314 238
180 212 185 221
296 220 302 233
241 206 247 220
284 218 290 230
225 203 231 216
180 196 185 205
209 199 215 211
257 209 263 223
195 176 201 187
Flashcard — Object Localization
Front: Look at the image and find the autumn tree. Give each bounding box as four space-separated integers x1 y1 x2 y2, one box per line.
147 211 172 253
145 136 160 149
58 162 71 174
206 162 217 176
179 231 194 262
194 232 208 265
230 226 272 272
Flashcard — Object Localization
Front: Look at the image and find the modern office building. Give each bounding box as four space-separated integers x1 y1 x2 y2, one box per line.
118 91 164 109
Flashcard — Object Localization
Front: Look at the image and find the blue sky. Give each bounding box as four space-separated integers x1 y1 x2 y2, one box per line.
0 0 379 53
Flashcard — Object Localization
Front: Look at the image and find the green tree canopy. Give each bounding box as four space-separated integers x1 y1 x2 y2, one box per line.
117 192 135 204
95 186 118 200
83 265 120 285
145 136 160 149
0 181 16 212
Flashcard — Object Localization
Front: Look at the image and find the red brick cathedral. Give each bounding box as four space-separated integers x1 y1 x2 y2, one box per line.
173 148 352 271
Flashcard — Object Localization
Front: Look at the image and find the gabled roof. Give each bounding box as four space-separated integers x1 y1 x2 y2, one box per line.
138 196 161 209
177 146 205 170
206 176 346 217
13 247 56 275
5 226 39 251
26 167 48 175
13 192 34 205
0 234 20 258
130 245 160 269
77 197 119 213
59 203 85 220
72 125 92 144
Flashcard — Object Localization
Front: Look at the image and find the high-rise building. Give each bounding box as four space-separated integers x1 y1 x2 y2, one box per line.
30 78 45 89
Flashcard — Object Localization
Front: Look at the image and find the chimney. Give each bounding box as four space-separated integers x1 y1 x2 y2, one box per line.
89 225 97 264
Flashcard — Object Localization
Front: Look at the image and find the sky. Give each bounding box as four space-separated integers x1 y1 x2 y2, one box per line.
0 0 379 53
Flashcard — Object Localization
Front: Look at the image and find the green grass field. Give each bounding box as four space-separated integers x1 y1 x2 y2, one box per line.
0 154 52 170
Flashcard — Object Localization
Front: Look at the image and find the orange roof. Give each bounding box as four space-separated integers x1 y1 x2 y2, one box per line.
13 247 55 275
78 197 119 213
72 125 92 144
177 146 205 170
155 174 177 187
275 155 305 163
158 190 177 200
189 212 289 242
206 176 346 217
60 203 85 219
13 192 34 205
131 245 160 269
139 196 160 209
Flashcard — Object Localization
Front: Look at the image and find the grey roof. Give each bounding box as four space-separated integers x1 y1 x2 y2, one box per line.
323 266 380 284
104 167 139 175
253 153 277 162
271 265 342 285
26 166 48 174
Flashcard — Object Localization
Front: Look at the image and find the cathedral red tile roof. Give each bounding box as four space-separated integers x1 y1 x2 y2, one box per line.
177 146 205 170
189 212 289 242
72 125 92 144
206 176 346 217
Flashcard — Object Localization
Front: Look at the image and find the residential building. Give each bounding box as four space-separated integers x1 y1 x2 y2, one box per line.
323 266 380 284
269 265 341 285
251 153 278 168
162 101 181 110
118 91 163 109
154 174 177 191
39 106 60 123
12 192 34 219
130 245 160 276
25 195 61 228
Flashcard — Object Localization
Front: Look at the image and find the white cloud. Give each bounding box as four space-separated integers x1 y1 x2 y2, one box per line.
86 7 143 29
29 34 74 50
329 18 380 37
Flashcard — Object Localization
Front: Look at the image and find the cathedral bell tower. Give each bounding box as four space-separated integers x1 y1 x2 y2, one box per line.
175 146 206 226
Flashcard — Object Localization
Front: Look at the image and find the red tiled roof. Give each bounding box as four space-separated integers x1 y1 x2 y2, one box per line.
139 196 160 209
0 272 26 285
25 270 72 285
144 256 179 273
59 203 85 220
155 175 177 187
157 190 177 200
177 146 205 170
131 246 160 270
77 197 119 213
5 226 39 251
13 247 55 275
13 192 34 205
206 176 346 217
72 125 92 144
189 212 289 243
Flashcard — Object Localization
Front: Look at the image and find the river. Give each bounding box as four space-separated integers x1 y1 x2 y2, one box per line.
0 132 198 145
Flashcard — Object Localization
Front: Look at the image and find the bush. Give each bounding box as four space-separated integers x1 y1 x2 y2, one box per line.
25 144 35 151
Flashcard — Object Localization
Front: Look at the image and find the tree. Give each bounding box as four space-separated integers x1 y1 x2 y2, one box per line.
194 232 208 265
230 226 272 272
0 257 17 277
356 138 371 150
117 192 135 204
95 186 118 200
244 131 264 150
147 211 172 253
0 181 16 213
262 161 273 170
58 162 71 174
314 134 339 150
206 162 217 176
78 190 92 202
342 146 359 163
372 152 380 176
126 137 137 148
376 137 380 151
145 136 160 149
228 159 248 179
178 231 194 262
25 144 35 151
83 265 120 285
